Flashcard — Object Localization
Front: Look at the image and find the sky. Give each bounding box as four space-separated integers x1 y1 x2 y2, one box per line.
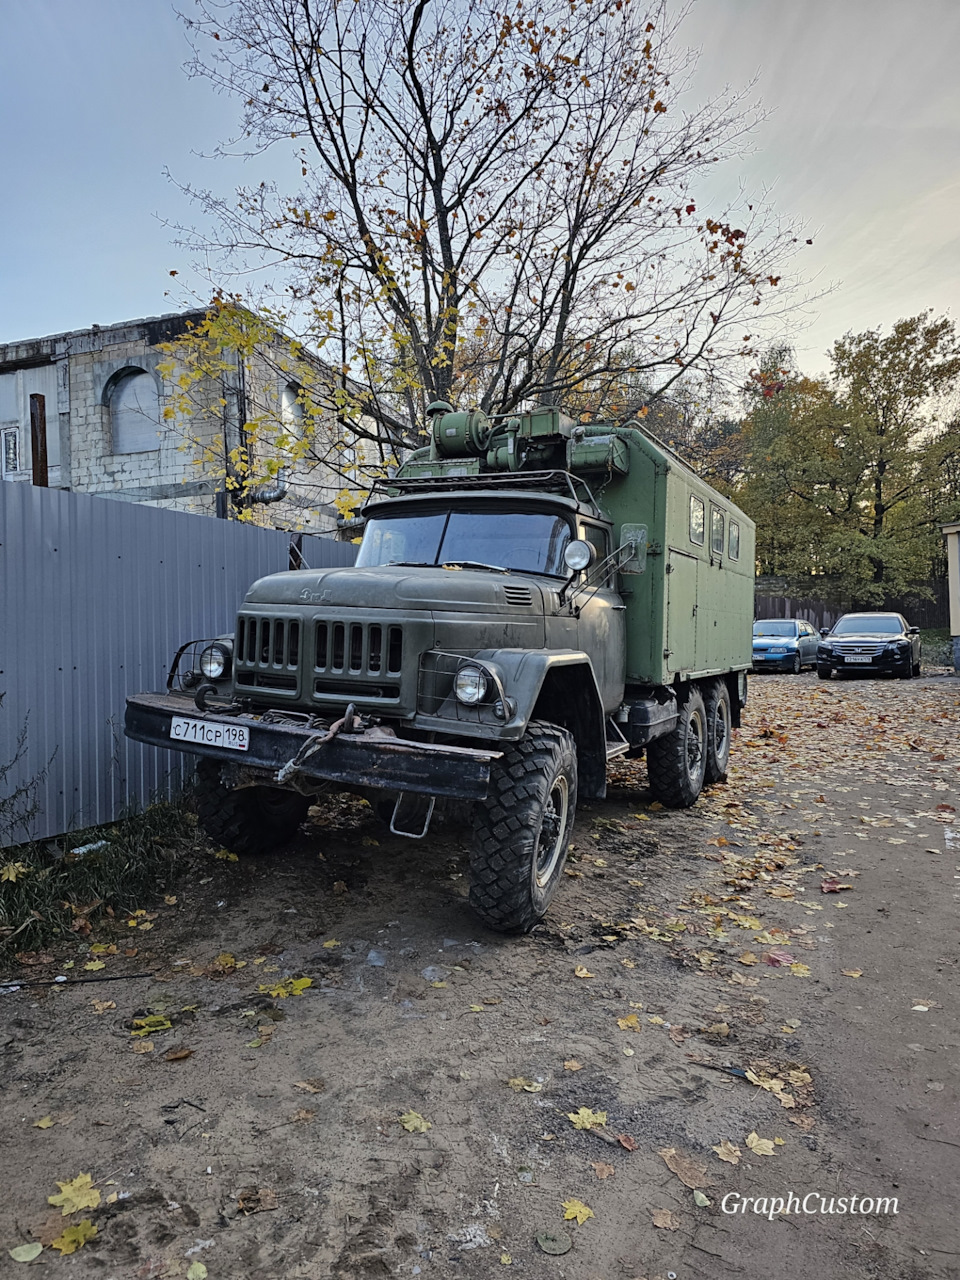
1 0 958 375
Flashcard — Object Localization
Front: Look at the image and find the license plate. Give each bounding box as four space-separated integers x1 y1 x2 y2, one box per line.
170 716 249 751
844 655 872 663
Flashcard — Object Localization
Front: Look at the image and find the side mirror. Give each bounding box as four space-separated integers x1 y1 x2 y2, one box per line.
563 540 595 572
819 627 830 637
618 523 648 575
907 626 920 635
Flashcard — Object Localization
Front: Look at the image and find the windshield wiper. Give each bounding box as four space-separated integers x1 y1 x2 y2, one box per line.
385 561 435 568
441 560 509 574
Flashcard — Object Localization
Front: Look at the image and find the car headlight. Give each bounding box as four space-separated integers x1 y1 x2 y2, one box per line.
769 646 787 653
454 666 488 705
199 642 232 681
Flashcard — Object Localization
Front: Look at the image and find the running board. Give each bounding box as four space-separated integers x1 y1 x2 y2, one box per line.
605 719 631 760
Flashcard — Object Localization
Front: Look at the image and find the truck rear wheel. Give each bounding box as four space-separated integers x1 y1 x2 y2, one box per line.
704 679 732 784
469 722 577 934
646 686 707 808
194 759 311 856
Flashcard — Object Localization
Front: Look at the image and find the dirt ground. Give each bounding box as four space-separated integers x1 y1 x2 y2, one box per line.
3 669 959 1280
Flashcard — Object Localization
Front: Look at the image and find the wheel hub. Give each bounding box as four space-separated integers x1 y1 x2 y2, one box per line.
535 776 569 888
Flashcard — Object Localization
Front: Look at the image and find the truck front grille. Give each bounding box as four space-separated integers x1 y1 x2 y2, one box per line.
235 615 301 694
314 622 403 677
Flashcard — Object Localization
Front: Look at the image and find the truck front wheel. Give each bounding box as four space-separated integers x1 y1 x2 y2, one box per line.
646 686 707 808
194 759 311 856
469 722 577 934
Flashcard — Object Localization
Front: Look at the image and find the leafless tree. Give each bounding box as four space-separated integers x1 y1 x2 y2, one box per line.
177 0 811 425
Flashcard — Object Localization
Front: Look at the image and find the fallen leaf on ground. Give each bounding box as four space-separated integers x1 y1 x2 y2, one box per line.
507 1077 542 1093
617 1014 641 1032
790 963 812 978
292 1109 316 1124
131 1015 171 1037
820 879 853 893
745 1131 776 1157
574 965 595 979
842 969 863 978
131 1039 154 1054
237 1187 278 1214
762 949 795 967
294 1078 326 1093
658 1147 712 1189
322 939 340 948
561 1198 594 1225
617 1133 638 1151
48 1173 100 1215
738 951 759 966
164 895 178 905
566 1107 607 1130
91 999 116 1014
164 1046 193 1062
563 1059 583 1071
591 1161 615 1179
187 1264 208 1280
34 1115 55 1129
82 961 106 971
50 1220 97 1255
693 1190 712 1207
258 977 312 998
399 1110 431 1133
712 1139 741 1165
8 1243 43 1262
651 1208 680 1229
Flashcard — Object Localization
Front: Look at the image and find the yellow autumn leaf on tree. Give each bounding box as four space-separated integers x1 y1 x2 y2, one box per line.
566 1107 607 1130
399 1110 431 1133
561 1198 595 1225
51 1219 98 1255
745 1131 776 1157
49 1173 101 1215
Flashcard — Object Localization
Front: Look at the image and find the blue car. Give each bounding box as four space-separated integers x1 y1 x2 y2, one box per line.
752 619 819 673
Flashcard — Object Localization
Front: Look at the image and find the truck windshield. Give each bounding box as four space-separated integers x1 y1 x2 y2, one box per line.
356 508 573 577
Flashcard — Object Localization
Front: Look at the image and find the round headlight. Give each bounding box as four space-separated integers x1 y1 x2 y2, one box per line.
563 539 594 572
454 666 488 705
200 642 231 681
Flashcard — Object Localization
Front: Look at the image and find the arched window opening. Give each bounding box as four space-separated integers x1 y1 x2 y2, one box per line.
281 383 304 438
109 369 160 453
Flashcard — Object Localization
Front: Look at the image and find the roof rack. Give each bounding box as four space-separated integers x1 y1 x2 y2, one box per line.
372 469 599 511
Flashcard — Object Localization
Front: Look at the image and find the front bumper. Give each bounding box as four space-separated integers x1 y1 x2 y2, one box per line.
124 693 500 801
752 651 797 671
817 651 911 673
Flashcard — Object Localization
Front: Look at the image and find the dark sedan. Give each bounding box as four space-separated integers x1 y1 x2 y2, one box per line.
817 612 921 679
752 619 819 673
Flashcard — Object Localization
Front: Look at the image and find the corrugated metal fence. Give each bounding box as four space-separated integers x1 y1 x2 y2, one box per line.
0 484 356 846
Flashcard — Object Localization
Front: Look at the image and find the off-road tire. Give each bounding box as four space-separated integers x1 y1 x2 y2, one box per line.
469 722 577 934
195 759 311 855
817 665 831 680
791 653 802 675
646 686 707 808
704 679 732 784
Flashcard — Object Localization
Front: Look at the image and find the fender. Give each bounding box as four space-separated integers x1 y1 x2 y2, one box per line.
418 648 608 800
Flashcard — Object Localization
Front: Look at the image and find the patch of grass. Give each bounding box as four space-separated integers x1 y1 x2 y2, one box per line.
0 801 205 955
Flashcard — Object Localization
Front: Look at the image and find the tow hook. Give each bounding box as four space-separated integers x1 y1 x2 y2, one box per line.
275 702 361 785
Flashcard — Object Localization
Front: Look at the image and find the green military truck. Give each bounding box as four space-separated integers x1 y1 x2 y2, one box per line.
125 403 755 932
